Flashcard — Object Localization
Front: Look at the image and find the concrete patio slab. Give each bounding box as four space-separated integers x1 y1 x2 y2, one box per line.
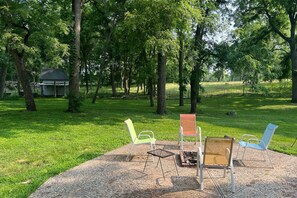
30 141 297 198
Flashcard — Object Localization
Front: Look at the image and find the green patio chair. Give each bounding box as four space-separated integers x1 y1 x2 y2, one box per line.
236 123 278 168
124 119 156 161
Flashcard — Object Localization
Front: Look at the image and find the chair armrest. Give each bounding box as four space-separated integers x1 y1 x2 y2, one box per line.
197 126 202 148
240 135 267 149
138 130 154 139
225 148 234 167
245 138 267 149
246 138 260 143
240 134 259 142
225 148 231 162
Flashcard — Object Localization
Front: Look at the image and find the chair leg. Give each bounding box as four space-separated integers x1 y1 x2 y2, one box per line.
242 147 247 161
265 150 274 168
178 132 180 145
200 164 204 190
126 143 135 161
236 144 241 159
151 143 155 162
195 135 197 145
261 149 266 161
181 135 184 150
143 153 150 172
196 158 200 176
230 166 235 193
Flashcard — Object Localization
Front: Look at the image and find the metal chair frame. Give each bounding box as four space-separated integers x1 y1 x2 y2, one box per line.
124 119 156 161
236 123 278 168
197 137 235 193
178 114 202 150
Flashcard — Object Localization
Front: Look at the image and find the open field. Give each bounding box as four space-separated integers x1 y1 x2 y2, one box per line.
0 82 296 197
78 81 292 99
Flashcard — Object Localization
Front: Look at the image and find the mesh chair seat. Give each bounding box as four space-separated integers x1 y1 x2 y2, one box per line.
197 137 235 193
236 123 278 168
124 119 156 161
178 114 202 149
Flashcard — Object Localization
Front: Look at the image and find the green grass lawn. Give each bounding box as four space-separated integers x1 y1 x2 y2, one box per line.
1 93 297 197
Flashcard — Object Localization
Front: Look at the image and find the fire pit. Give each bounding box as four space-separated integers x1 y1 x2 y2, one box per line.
179 151 197 166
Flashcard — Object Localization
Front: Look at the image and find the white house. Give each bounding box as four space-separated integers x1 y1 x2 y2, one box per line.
40 69 69 97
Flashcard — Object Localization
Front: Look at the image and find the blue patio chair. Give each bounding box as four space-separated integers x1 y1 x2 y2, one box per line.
236 123 278 168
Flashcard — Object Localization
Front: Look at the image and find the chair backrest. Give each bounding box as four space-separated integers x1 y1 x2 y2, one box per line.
203 137 234 167
180 114 197 135
124 119 137 143
261 123 278 149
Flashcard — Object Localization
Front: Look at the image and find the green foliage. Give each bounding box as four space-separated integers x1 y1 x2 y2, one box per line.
0 86 297 197
0 0 71 76
233 0 297 101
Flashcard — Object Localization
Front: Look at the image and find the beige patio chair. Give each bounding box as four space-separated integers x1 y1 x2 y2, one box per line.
124 119 156 161
178 114 202 150
197 137 235 193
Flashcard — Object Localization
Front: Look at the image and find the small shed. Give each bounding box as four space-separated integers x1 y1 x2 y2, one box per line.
40 69 69 97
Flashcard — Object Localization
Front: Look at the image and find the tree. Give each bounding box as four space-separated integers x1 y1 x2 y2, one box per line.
68 0 83 112
119 0 179 114
0 50 9 98
87 0 127 103
0 21 8 99
227 23 284 86
175 0 201 106
157 50 166 114
189 0 229 113
235 0 297 102
0 1 38 111
191 1 214 113
1 0 69 110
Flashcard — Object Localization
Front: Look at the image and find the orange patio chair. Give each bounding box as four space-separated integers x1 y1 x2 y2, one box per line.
178 114 202 150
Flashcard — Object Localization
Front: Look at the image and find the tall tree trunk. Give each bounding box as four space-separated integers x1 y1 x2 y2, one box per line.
190 65 198 113
128 63 132 95
289 17 297 102
290 42 297 102
265 5 297 102
92 58 106 103
0 64 8 98
110 63 116 97
11 50 36 111
178 38 184 106
92 75 101 104
123 60 129 95
148 77 154 107
157 51 166 115
68 0 82 113
191 24 204 113
84 55 89 93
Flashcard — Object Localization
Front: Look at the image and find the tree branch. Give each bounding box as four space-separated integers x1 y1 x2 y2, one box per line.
261 1 290 42
11 22 31 45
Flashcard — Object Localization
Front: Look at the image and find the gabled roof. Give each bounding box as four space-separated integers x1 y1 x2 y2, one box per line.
40 69 69 81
